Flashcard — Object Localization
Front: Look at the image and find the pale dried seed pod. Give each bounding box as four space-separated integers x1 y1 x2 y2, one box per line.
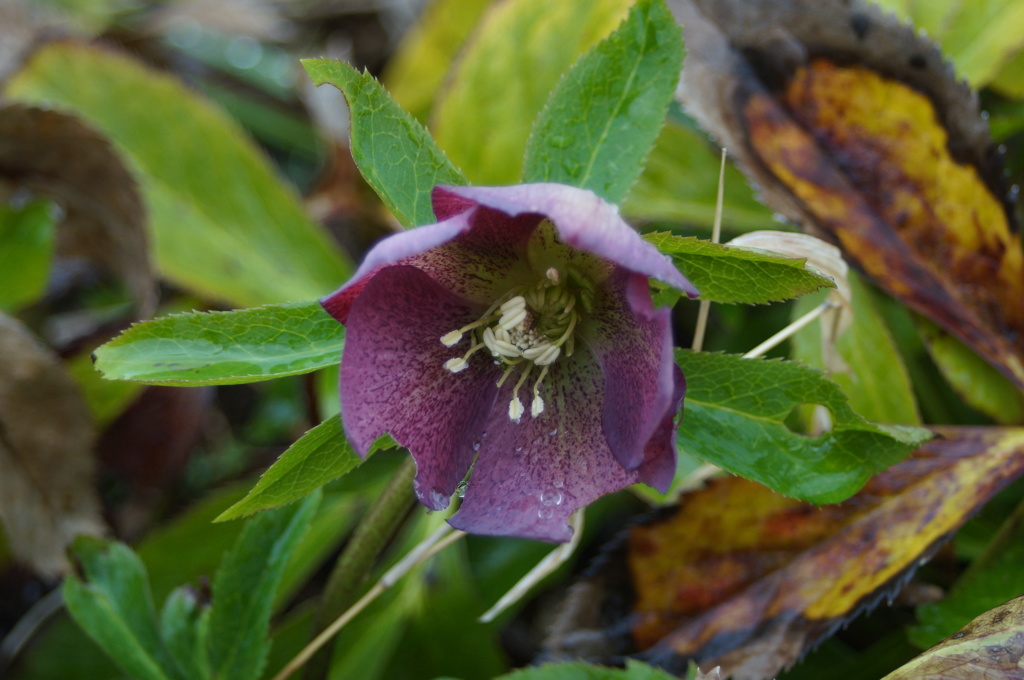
726 230 852 374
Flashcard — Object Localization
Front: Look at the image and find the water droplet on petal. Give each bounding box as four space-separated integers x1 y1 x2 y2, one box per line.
537 506 554 519
472 441 481 452
552 480 564 488
540 488 563 506
548 428 559 436
515 446 523 452
456 481 468 498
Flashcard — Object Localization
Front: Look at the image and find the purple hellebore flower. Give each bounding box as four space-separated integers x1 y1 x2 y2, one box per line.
321 183 698 542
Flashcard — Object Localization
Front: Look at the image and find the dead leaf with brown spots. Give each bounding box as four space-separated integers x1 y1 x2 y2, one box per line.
0 313 106 577
545 428 1024 680
883 594 1024 679
0 103 155 312
671 0 1024 392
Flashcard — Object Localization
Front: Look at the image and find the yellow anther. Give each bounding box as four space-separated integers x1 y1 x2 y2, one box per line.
508 397 525 423
444 358 469 373
534 345 561 366
531 394 545 418
530 365 549 418
498 307 528 331
440 330 463 347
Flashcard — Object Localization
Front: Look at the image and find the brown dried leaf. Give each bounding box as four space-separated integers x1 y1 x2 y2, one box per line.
0 103 154 311
883 594 1024 679
545 428 1024 680
0 313 106 577
672 0 1024 392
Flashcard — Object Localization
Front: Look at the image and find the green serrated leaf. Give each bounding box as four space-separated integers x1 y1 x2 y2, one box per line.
433 0 634 184
0 200 55 311
160 587 211 680
93 300 344 386
623 119 774 231
645 233 835 304
206 492 319 680
6 42 350 307
302 59 467 228
522 0 683 204
676 350 932 503
62 537 173 680
791 272 921 425
216 417 387 521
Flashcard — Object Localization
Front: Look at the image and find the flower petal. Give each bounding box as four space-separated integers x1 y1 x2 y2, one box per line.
449 347 648 542
582 269 681 471
322 205 540 323
434 184 699 297
341 265 500 510
635 364 686 493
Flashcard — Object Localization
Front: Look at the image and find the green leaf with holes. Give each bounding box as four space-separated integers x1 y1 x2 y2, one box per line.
676 350 932 503
93 300 343 386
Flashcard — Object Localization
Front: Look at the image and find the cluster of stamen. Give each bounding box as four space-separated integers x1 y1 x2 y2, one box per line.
440 267 590 423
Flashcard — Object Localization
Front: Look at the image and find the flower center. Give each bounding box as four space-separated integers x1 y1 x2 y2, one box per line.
439 267 593 423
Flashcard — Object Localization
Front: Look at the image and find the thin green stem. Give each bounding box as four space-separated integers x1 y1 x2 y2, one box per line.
302 457 417 680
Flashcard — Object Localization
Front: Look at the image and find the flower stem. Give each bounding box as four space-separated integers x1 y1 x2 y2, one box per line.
301 456 418 680
691 148 727 353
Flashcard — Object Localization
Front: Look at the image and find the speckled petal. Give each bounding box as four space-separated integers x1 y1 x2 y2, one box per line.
434 184 700 296
581 268 680 471
449 347 641 542
341 265 499 510
322 204 540 324
635 364 686 493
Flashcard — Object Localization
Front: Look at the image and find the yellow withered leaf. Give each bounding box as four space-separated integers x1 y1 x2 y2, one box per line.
545 428 1024 680
673 0 1024 392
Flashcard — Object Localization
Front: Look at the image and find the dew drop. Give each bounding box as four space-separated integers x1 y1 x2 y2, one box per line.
537 506 554 519
515 446 523 452
456 481 468 498
548 428 559 436
552 480 564 488
472 441 481 452
540 488 563 506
